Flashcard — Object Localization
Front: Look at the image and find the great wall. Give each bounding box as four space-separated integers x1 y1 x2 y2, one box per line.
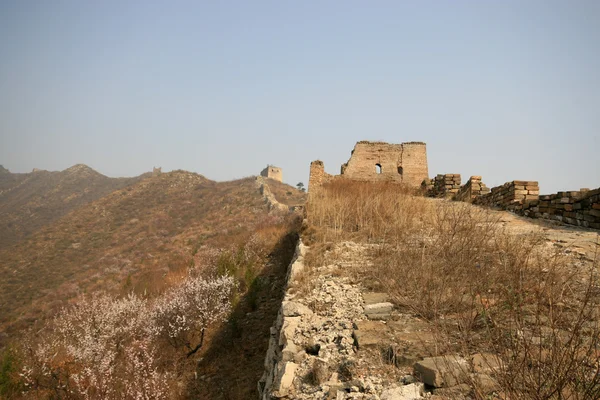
308 141 600 230
257 140 599 400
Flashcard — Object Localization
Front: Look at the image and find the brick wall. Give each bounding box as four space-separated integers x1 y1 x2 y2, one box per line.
521 188 600 229
427 174 461 198
473 181 539 209
308 160 332 192
453 176 490 203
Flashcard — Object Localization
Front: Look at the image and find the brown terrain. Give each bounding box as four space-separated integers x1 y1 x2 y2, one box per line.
0 168 301 352
0 164 147 249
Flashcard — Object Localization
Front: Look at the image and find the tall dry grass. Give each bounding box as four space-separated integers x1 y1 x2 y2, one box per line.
305 179 600 399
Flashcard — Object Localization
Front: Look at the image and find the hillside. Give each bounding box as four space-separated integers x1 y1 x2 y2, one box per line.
0 171 298 350
0 164 147 249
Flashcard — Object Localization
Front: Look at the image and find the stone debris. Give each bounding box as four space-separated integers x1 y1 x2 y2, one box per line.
259 240 432 399
413 356 470 388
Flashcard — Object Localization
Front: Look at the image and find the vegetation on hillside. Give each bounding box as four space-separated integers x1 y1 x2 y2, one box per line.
0 171 303 399
0 164 146 249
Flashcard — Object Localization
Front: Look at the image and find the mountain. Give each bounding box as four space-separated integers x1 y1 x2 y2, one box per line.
0 164 147 249
0 171 294 348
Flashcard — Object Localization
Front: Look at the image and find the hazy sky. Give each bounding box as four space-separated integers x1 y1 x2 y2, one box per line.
1 1 598 194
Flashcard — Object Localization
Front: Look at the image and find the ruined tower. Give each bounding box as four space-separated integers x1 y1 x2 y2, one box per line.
309 141 429 191
260 165 283 182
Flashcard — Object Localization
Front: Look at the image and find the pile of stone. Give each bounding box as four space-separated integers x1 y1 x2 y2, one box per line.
259 240 505 400
522 187 600 229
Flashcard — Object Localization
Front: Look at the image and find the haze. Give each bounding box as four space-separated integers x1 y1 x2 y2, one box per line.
1 1 598 194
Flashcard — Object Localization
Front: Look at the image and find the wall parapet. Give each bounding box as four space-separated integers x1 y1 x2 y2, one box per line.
426 174 461 198
520 188 600 229
472 180 539 209
453 176 490 203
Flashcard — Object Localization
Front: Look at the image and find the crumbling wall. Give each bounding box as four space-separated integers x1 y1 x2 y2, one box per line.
427 174 461 198
308 160 333 192
340 141 428 186
473 181 539 209
521 188 600 229
309 141 429 192
454 176 489 203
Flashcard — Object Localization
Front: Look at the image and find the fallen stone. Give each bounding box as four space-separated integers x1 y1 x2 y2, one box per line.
353 320 390 348
281 342 298 362
363 292 389 305
279 317 300 346
271 362 297 398
282 301 313 317
413 355 470 388
364 302 394 314
380 383 424 400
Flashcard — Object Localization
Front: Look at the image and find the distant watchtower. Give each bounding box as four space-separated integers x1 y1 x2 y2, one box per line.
260 165 282 182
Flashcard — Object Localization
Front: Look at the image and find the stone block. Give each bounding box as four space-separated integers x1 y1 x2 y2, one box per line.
282 301 313 317
380 383 425 400
592 203 600 210
353 320 390 348
590 209 600 218
364 302 394 314
363 292 389 305
414 355 470 388
271 362 297 397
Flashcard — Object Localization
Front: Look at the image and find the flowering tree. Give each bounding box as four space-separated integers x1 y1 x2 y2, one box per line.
21 275 235 399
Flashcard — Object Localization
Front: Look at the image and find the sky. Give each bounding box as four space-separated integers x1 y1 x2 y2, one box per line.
0 1 598 194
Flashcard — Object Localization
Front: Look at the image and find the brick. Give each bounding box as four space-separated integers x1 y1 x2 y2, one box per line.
526 185 539 190
525 195 538 200
514 185 525 190
560 197 570 203
592 203 600 210
589 209 600 218
573 203 582 210
564 204 573 211
527 190 540 195
514 190 528 195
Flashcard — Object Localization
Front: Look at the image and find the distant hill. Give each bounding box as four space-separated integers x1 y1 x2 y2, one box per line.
0 171 296 348
0 164 148 249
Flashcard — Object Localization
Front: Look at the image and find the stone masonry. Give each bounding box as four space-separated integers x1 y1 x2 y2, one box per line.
261 165 283 183
309 141 429 191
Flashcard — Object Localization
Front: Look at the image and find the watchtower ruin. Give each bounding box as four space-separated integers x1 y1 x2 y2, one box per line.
309 141 429 191
260 165 283 182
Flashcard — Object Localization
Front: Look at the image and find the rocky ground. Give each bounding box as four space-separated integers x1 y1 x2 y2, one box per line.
260 204 599 400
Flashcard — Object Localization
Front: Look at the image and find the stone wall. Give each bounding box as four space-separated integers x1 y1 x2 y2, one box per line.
473 181 539 209
309 141 429 192
427 174 461 198
453 176 490 203
255 176 291 213
258 239 307 399
520 188 600 229
308 160 333 192
261 165 283 183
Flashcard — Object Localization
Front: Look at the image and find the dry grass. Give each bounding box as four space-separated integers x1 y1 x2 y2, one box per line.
306 179 600 399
